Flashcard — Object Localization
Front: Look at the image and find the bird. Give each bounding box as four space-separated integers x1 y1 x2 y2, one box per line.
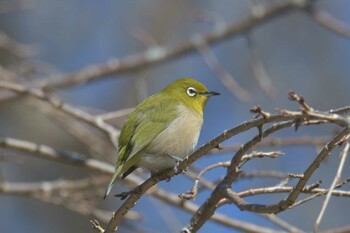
104 78 220 198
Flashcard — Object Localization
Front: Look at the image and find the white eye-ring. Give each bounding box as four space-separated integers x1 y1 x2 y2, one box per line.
187 87 197 97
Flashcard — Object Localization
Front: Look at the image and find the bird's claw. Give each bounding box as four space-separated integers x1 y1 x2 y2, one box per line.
171 156 183 174
114 191 133 200
173 163 180 174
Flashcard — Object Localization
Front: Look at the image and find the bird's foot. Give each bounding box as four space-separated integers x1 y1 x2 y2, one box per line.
171 156 183 174
182 167 188 173
114 190 133 200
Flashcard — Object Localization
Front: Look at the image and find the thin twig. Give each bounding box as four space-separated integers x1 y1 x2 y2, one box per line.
183 97 350 232
0 31 37 58
239 150 284 168
261 214 306 233
210 136 329 154
0 81 120 147
40 0 309 90
220 128 350 216
290 177 350 208
0 136 260 232
0 0 35 14
0 177 108 195
236 183 350 199
179 161 230 200
197 43 251 101
0 137 115 175
98 108 134 122
314 142 350 232
306 7 350 39
246 33 275 98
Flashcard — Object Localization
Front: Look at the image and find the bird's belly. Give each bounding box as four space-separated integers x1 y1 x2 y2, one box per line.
141 104 203 173
140 153 179 173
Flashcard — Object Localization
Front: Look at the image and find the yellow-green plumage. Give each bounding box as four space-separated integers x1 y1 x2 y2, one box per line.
104 78 219 198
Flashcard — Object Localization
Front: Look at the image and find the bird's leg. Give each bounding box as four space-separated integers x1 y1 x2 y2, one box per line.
114 191 132 200
114 186 142 200
170 155 183 174
171 155 183 163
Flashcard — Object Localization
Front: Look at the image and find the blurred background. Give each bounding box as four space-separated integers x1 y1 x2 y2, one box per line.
0 0 350 232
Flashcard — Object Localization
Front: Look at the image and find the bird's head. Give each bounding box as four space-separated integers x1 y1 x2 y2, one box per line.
162 78 220 115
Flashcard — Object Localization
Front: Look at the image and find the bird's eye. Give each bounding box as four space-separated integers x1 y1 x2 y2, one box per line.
187 87 197 97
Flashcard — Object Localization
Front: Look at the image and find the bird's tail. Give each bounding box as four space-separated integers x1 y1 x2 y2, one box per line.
104 165 123 199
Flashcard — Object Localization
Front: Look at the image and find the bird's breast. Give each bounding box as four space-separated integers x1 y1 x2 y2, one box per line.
148 103 203 158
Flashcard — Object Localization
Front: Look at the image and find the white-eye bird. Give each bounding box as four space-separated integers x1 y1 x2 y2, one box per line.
104 78 219 198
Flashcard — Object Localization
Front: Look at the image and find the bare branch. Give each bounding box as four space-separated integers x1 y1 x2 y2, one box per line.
98 108 134 122
181 150 283 200
0 0 36 14
179 161 230 200
40 0 309 90
319 225 350 233
106 100 350 232
183 120 297 232
151 187 281 233
220 128 350 216
235 182 350 199
3 1 350 232
0 137 114 175
198 43 251 101
0 81 120 147
183 98 350 232
30 100 116 161
239 170 289 179
239 150 284 168
211 136 329 155
261 214 306 233
306 7 350 39
247 33 275 98
0 136 262 232
290 177 350 208
0 31 37 58
314 142 350 232
0 177 107 196
90 220 105 233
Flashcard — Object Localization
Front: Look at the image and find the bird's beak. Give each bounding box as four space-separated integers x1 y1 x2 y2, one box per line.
199 91 221 97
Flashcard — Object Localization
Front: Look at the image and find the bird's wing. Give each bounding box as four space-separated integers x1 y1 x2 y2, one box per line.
117 95 179 166
104 95 179 197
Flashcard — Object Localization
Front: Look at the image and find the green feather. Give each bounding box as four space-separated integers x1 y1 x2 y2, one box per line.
104 93 179 198
104 78 219 198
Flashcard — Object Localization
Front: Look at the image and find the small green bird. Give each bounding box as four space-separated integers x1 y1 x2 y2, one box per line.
104 78 219 198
